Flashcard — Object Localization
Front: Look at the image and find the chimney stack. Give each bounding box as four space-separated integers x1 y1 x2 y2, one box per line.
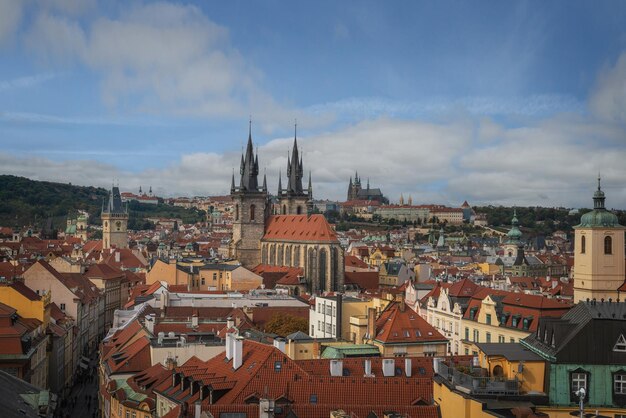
144 314 155 335
194 401 201 418
225 332 234 360
382 359 394 377
115 250 121 263
364 359 373 377
233 337 243 370
273 337 286 353
405 358 412 377
191 314 198 328
227 316 234 329
330 359 343 377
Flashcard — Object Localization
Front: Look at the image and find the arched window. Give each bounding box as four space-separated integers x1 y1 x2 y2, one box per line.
605 236 612 254
297 206 302 215
285 246 291 266
269 245 276 265
277 245 284 266
261 245 268 264
319 249 327 291
235 205 239 221
250 204 256 221
581 235 586 254
282 205 286 215
293 246 300 266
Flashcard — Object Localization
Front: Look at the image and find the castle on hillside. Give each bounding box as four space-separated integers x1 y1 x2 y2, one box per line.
229 125 344 293
347 173 388 203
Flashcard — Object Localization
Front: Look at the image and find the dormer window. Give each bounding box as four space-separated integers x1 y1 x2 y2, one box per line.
614 334 626 352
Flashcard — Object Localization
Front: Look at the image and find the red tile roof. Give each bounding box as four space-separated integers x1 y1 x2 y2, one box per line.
263 215 338 243
344 271 380 290
345 254 369 269
375 302 446 344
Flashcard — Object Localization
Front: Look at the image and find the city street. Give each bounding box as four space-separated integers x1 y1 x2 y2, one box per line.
56 356 99 418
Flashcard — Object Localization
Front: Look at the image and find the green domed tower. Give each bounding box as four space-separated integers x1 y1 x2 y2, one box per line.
573 176 625 303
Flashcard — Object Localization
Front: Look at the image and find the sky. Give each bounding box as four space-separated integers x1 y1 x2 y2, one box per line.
1 0 626 208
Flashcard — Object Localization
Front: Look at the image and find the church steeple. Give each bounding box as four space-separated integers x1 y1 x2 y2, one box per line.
593 174 606 210
308 171 313 200
286 128 304 196
278 170 282 196
238 122 260 192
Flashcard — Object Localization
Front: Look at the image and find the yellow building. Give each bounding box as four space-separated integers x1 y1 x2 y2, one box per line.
0 281 51 328
573 177 625 303
434 343 548 418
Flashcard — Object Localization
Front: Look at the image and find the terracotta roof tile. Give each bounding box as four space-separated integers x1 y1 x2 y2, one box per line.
263 215 338 243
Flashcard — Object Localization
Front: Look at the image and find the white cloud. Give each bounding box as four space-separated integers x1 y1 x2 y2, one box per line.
0 0 23 45
23 2 320 128
2 110 626 209
0 72 60 91
589 51 626 124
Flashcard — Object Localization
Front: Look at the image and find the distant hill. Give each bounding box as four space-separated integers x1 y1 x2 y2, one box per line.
0 175 206 231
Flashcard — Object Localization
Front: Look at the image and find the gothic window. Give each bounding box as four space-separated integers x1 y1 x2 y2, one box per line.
293 246 300 266
277 245 284 266
282 205 286 215
319 249 327 291
261 245 268 264
297 206 302 215
269 245 276 265
116 221 121 231
285 246 291 266
581 235 586 254
104 221 108 228
250 204 256 221
235 205 239 221
605 236 613 254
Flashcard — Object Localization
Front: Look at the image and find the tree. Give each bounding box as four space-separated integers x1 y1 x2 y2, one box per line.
264 313 308 337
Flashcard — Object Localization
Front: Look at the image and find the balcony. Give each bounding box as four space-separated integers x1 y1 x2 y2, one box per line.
437 359 520 396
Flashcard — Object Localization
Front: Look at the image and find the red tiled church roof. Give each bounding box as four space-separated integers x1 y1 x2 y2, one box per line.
263 215 338 243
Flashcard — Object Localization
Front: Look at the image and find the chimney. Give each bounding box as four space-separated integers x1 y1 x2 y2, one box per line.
191 314 198 328
273 337 286 353
144 314 155 334
382 359 394 377
233 337 243 370
227 316 234 329
330 359 343 377
225 332 234 360
405 358 412 377
115 251 121 263
194 401 201 418
165 356 177 370
399 295 406 312
259 399 275 418
367 307 377 340
364 359 373 377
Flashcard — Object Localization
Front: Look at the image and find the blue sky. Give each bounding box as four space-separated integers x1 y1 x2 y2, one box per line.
1 0 626 207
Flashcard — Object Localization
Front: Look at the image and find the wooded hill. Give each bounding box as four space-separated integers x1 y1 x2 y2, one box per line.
0 175 206 231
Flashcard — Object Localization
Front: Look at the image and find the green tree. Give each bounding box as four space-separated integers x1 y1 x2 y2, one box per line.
264 314 308 337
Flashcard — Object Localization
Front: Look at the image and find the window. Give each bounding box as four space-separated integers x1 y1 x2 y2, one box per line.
498 335 505 343
570 369 589 402
274 361 282 372
614 373 626 394
614 334 626 352
605 236 613 254
486 314 492 325
581 235 586 254
465 327 469 340
132 412 136 418
309 394 317 404
118 405 122 416
250 204 256 221
510 338 515 343
213 273 217 281
201 278 205 285
473 329 479 342
486 332 491 343
126 411 130 418
60 303 66 311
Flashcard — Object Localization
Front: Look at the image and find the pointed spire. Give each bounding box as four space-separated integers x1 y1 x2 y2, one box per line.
231 169 235 193
367 178 370 190
262 171 267 192
278 169 282 196
139 185 142 194
308 171 313 199
593 173 606 209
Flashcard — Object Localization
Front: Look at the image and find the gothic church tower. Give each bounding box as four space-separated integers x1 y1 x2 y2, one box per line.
230 125 269 268
277 129 312 215
102 186 128 249
574 177 625 303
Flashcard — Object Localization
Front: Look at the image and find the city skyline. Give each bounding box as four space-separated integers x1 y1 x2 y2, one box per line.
1 1 626 207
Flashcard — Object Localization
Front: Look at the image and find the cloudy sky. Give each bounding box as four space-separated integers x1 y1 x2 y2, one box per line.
1 0 626 208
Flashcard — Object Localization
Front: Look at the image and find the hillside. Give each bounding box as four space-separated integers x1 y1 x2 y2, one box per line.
0 175 205 230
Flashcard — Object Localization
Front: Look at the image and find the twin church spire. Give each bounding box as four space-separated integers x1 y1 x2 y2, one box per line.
231 122 312 207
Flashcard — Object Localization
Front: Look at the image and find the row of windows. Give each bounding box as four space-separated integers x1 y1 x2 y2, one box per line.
570 370 626 403
580 235 613 254
317 302 336 317
464 327 515 344
317 320 336 335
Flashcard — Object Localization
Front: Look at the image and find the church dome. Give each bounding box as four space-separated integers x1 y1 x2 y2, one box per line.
577 176 622 228
506 210 522 241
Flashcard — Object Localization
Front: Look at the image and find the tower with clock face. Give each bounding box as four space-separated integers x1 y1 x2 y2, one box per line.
102 186 129 249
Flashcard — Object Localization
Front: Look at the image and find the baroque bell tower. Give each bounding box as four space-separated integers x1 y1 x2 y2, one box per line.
230 123 269 268
573 176 625 303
